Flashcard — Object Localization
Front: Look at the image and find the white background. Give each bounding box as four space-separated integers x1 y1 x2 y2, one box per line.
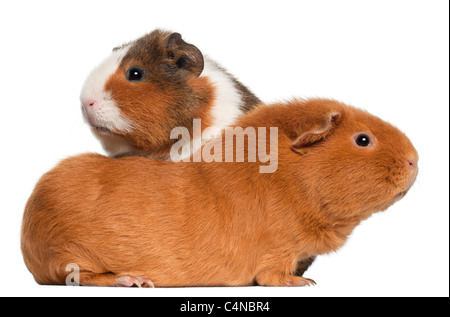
0 0 448 297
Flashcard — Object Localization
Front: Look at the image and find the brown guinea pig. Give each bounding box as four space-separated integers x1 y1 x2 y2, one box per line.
80 29 260 160
21 98 418 287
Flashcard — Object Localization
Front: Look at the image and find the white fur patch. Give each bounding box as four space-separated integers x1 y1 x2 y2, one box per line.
80 45 133 133
92 129 139 158
195 56 245 151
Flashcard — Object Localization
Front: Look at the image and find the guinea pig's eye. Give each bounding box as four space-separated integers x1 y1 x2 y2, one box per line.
355 133 371 147
126 66 146 82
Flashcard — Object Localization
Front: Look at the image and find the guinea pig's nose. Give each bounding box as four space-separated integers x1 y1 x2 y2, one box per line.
81 98 97 109
406 156 418 170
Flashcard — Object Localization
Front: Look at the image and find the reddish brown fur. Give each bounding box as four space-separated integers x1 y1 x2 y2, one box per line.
21 99 418 287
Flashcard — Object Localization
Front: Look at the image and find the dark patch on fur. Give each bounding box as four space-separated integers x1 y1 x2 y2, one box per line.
294 256 317 277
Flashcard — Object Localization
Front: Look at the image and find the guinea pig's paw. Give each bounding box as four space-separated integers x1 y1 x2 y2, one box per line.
114 276 155 288
256 271 316 287
285 276 316 287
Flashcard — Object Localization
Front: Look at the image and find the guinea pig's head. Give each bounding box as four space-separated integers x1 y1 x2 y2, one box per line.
80 30 205 159
286 99 418 221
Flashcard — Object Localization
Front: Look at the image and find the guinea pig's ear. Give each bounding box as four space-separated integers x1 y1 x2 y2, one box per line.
292 112 341 152
165 33 204 77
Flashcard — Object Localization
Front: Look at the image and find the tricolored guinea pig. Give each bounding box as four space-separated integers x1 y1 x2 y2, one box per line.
21 98 418 287
80 29 261 160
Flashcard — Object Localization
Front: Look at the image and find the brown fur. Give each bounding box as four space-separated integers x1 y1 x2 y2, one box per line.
21 99 418 287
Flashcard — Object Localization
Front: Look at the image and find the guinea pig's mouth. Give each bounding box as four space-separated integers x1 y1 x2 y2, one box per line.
395 181 415 200
395 171 418 200
93 126 111 134
396 190 408 199
83 113 113 134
